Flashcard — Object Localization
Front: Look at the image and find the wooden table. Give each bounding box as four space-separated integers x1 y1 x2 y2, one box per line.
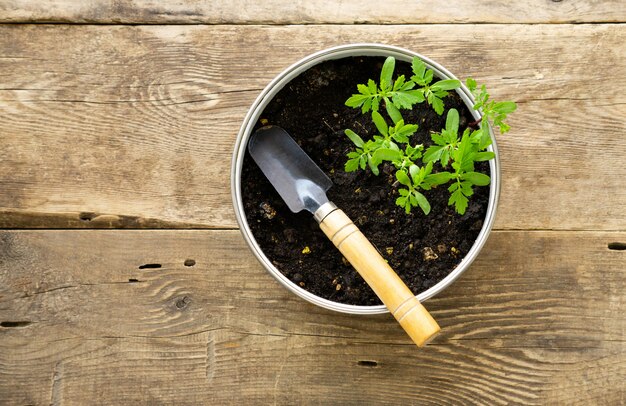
1 1 625 404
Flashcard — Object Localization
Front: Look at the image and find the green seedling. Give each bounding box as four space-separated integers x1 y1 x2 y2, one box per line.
466 78 517 147
410 59 461 115
345 56 460 116
345 57 423 113
343 57 516 216
344 110 418 175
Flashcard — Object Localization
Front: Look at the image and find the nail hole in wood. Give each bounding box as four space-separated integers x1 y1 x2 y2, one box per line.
1 321 32 328
357 360 378 367
128 278 139 283
138 263 162 269
79 212 95 221
184 259 196 267
608 242 626 251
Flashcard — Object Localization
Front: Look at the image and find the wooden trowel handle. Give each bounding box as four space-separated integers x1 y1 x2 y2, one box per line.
319 208 440 347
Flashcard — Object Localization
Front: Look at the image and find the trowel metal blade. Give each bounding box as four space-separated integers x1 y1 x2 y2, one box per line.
248 126 332 214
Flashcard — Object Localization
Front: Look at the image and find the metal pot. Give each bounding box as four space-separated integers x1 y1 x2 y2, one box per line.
231 44 500 314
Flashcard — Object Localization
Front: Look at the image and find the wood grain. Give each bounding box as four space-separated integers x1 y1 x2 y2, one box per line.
1 24 625 231
1 0 625 24
0 230 624 404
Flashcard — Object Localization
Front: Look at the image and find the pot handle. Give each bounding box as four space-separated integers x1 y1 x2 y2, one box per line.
318 206 440 347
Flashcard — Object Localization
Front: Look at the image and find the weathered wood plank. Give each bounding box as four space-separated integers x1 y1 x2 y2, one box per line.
0 230 624 404
1 0 625 24
1 24 625 230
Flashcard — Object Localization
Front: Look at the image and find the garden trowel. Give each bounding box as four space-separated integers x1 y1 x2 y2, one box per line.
248 126 440 347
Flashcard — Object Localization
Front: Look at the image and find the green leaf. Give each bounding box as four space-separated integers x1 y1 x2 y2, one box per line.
380 57 395 91
441 149 451 167
493 101 517 114
345 129 364 148
449 188 469 214
414 192 431 215
372 111 388 136
345 158 360 172
446 108 459 134
392 90 424 109
431 133 446 146
423 145 445 163
411 58 426 81
424 171 454 186
396 170 411 187
431 96 444 115
367 79 377 94
386 102 403 124
357 83 370 95
474 151 495 161
393 123 418 144
460 181 474 196
345 94 369 108
398 188 409 197
368 157 380 176
373 148 403 164
466 77 477 92
431 79 461 91
409 164 420 181
461 172 491 186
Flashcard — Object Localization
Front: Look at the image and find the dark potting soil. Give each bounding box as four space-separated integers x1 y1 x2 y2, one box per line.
241 56 489 306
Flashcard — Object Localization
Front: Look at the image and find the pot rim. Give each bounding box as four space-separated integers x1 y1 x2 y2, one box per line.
231 43 500 315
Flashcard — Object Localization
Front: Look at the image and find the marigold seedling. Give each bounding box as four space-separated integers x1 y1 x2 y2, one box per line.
343 57 516 216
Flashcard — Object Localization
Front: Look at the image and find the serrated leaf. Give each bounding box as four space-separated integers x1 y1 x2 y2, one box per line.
424 70 434 85
398 188 409 197
395 195 407 210
411 58 426 81
431 133 446 146
345 94 368 108
461 172 491 186
396 170 411 186
367 79 377 94
356 83 370 95
361 98 372 113
460 181 474 196
449 188 469 214
423 145 445 163
345 158 360 172
441 149 450 167
393 75 406 91
393 123 418 144
466 77 477 92
392 90 423 109
431 96 444 115
345 129 365 148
